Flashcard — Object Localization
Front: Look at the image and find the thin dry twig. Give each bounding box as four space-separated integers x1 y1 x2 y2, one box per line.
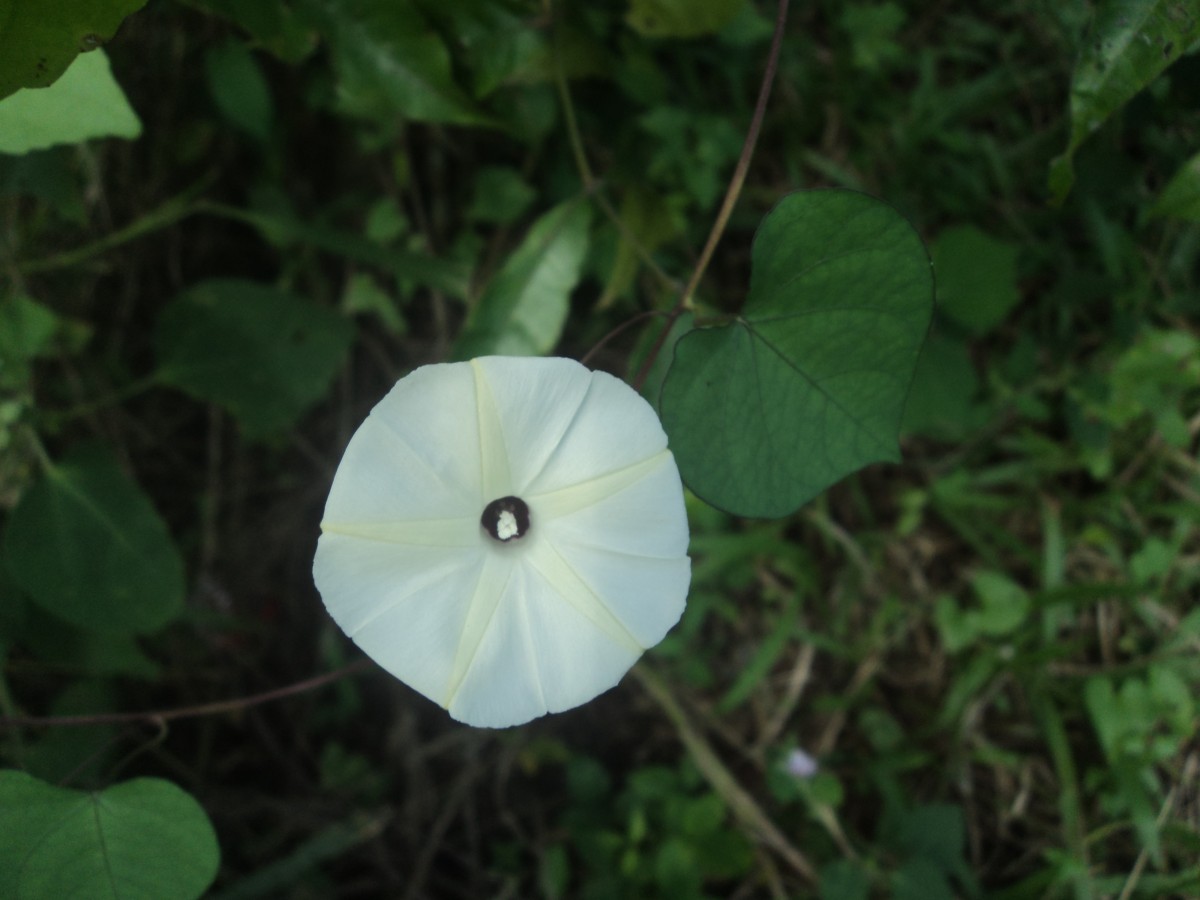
1116 753 1199 900
0 660 372 730
633 665 817 884
756 643 816 754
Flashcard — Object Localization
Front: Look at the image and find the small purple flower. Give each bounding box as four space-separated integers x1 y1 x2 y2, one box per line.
782 748 819 779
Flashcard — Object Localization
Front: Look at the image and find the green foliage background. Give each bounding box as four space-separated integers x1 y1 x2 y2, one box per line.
2 0 1199 897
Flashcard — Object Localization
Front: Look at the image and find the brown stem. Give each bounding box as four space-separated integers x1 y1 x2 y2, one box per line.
632 0 790 391
580 309 668 367
0 660 372 730
633 665 816 883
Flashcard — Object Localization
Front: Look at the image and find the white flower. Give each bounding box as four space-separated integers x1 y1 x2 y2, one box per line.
313 356 691 728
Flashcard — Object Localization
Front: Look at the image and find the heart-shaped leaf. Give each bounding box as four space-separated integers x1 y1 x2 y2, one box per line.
0 771 219 900
155 278 354 439
660 190 932 518
0 0 148 101
0 50 141 154
3 447 185 634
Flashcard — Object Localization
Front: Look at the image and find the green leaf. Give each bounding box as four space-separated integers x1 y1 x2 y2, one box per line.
1048 0 1200 204
413 0 549 97
716 611 796 712
626 0 746 38
20 681 119 783
900 332 986 441
889 804 967 871
0 295 60 388
207 205 470 298
1106 328 1200 445
454 200 591 358
892 857 956 900
155 279 354 438
840 2 907 74
819 859 871 900
204 39 273 143
970 570 1031 637
341 273 405 334
179 0 315 62
0 771 219 900
0 0 148 100
4 447 185 634
660 190 932 518
598 187 676 310
0 49 140 154
930 225 1020 335
467 165 536 225
302 0 495 127
207 814 386 900
20 605 160 679
1151 150 1200 221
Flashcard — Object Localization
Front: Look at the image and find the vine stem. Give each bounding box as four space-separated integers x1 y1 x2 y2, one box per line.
17 174 216 274
578 309 668 367
0 660 371 730
632 0 790 392
632 665 816 883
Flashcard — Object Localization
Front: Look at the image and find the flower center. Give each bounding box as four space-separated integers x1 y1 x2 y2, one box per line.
481 496 530 542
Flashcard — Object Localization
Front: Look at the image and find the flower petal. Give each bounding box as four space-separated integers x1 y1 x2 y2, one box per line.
538 542 690 649
320 517 478 548
469 359 514 499
520 560 644 714
445 561 546 728
523 368 668 497
447 558 641 727
313 532 487 706
472 356 592 496
361 362 486 510
322 414 476 522
539 452 689 559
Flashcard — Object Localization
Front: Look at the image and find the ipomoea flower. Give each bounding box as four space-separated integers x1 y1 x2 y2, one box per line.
313 356 691 728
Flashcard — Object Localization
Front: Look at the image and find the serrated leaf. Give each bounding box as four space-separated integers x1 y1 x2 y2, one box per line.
0 771 219 900
3 447 185 635
1048 0 1200 204
454 200 591 358
0 0 148 100
154 279 354 438
660 190 932 518
0 49 140 153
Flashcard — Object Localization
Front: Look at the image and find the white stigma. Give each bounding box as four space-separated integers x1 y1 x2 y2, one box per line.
496 509 519 541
